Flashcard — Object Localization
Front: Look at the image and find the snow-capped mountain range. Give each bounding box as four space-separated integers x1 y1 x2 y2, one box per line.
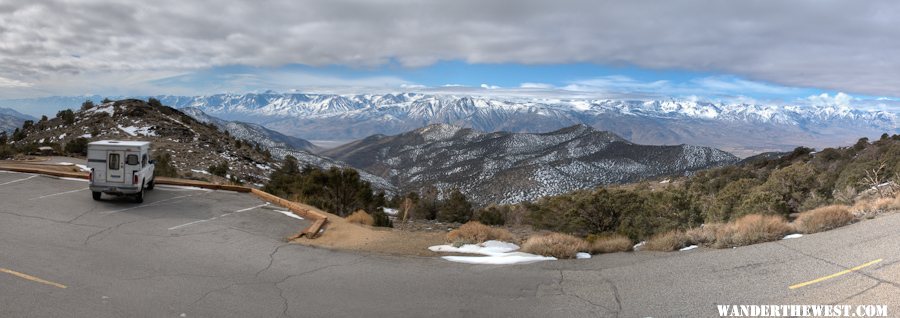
3 93 897 156
322 124 738 204
152 93 897 157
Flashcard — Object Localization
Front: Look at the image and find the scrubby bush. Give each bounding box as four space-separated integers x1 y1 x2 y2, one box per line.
207 161 229 177
264 156 381 217
643 230 690 251
152 152 178 177
56 109 76 125
345 210 375 226
684 224 721 246
64 137 89 156
446 221 514 245
586 234 632 254
371 209 393 228
476 205 507 225
713 214 793 248
521 233 588 259
81 100 95 110
437 189 473 223
794 205 855 233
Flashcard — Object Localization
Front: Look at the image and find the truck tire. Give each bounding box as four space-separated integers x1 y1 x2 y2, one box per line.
135 187 145 204
92 191 102 201
147 179 155 190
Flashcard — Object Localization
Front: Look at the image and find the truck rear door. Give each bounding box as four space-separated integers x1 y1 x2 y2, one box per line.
106 151 125 183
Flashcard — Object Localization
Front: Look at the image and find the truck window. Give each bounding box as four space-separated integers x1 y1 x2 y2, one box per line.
126 154 139 166
109 153 120 170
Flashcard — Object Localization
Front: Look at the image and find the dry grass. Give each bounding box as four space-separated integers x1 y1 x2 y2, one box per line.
345 210 374 226
446 221 515 245
521 233 588 259
685 223 722 246
793 205 855 234
643 230 690 251
713 214 793 248
586 234 633 254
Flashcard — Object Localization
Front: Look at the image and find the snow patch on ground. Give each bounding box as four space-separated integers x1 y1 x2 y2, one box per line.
575 252 592 259
783 234 804 240
679 245 698 251
274 210 304 220
429 240 557 264
118 125 157 137
382 207 399 216
633 241 646 251
190 169 211 175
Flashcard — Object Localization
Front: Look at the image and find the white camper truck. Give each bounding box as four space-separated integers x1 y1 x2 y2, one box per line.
87 140 156 203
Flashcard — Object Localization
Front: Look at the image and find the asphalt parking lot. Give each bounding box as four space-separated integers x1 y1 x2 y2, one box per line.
1 170 899 317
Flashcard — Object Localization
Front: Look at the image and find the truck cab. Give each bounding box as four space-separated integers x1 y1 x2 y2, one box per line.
86 140 156 203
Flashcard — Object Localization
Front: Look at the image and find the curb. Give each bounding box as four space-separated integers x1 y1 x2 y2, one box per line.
0 165 328 239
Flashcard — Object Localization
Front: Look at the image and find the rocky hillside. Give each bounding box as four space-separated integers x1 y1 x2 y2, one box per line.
322 124 739 204
0 107 34 132
8 99 280 185
179 107 395 191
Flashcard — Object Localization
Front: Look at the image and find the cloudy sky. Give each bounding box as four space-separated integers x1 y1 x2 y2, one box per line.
1 0 899 108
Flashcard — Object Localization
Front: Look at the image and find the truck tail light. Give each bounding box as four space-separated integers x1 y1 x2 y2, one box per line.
133 174 138 185
89 170 93 181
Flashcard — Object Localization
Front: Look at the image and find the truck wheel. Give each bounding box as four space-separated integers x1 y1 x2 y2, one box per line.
135 187 145 204
92 191 102 201
147 179 155 190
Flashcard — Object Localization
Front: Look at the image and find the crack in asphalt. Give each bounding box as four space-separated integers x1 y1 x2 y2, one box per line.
0 210 105 229
256 243 290 278
554 269 617 315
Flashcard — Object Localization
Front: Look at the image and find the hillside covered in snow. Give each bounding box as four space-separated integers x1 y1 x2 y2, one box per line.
322 124 739 204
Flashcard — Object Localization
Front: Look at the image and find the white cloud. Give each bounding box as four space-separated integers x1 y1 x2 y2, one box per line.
519 82 554 89
806 92 853 108
2 1 900 98
480 83 500 89
0 76 32 88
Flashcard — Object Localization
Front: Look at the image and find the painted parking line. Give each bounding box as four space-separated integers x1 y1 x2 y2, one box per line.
28 187 89 200
0 175 38 186
789 259 883 289
168 203 270 230
0 267 67 289
100 192 210 215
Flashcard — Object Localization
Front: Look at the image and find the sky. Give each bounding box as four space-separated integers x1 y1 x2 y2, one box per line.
1 0 900 109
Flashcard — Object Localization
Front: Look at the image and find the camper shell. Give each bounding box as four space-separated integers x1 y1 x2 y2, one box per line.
87 140 156 203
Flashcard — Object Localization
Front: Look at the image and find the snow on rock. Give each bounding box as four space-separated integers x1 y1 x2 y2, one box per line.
782 234 803 240
429 240 557 264
679 245 698 251
575 252 592 259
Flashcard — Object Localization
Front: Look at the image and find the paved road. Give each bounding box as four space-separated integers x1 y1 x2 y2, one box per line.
1 171 898 317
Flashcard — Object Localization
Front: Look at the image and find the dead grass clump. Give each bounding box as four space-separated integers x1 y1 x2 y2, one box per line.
446 221 515 245
345 210 375 226
713 214 792 248
685 223 722 246
643 230 690 251
586 234 633 254
793 205 855 234
521 233 588 259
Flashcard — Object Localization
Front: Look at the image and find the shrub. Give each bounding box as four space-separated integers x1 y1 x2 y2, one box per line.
685 224 721 246
345 210 375 226
371 209 393 228
713 214 793 248
643 230 690 251
81 100 95 110
794 205 855 234
152 152 179 177
520 233 588 259
264 156 379 217
445 221 515 245
586 234 632 254
476 205 506 225
64 137 89 156
437 189 473 223
56 109 76 125
207 161 229 177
